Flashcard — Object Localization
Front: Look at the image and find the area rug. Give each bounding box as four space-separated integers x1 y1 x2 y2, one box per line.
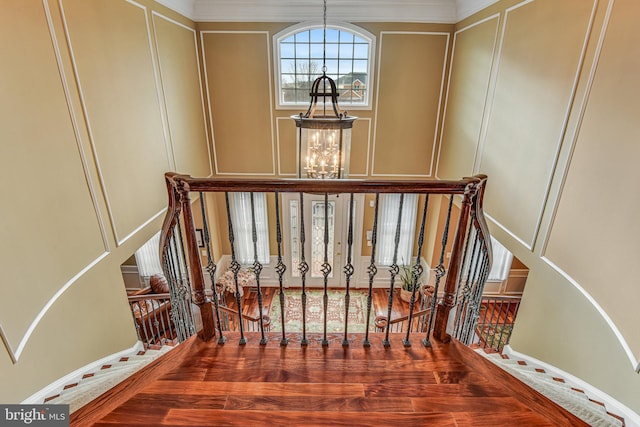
269 289 372 333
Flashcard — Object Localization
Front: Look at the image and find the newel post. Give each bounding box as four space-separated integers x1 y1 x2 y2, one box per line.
175 177 215 342
433 179 480 343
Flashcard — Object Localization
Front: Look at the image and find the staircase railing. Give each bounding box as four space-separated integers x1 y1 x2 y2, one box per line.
159 173 492 347
127 293 175 348
475 296 521 351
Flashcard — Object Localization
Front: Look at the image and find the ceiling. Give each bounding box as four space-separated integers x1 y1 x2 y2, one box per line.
154 0 500 23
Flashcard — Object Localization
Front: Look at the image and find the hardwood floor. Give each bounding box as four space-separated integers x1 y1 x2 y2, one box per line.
74 331 588 426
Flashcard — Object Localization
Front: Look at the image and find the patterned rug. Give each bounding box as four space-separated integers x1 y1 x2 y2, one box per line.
269 289 372 332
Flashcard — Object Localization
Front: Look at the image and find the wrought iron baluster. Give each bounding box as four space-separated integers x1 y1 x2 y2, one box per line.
404 194 428 347
168 234 189 341
465 257 489 345
424 195 454 347
321 192 331 347
363 194 379 348
453 226 477 338
343 193 355 347
274 193 288 346
250 192 267 345
383 193 404 348
199 192 226 344
454 231 480 340
464 245 486 344
225 192 246 345
175 219 197 336
298 192 309 346
163 249 184 342
496 299 510 351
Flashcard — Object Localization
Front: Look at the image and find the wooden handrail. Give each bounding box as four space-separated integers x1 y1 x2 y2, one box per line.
166 172 479 194
127 293 171 302
217 305 270 325
375 308 431 329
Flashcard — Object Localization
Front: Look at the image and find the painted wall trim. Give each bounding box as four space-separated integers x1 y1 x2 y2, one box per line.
151 11 214 178
541 256 639 372
349 117 372 178
21 340 143 404
455 0 501 21
275 117 297 177
371 31 450 178
538 0 615 256
43 0 110 254
476 0 599 249
503 345 640 427
200 30 277 176
435 13 500 178
1 252 109 364
59 0 173 245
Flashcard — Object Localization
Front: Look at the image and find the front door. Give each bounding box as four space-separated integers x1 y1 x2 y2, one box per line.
281 193 362 288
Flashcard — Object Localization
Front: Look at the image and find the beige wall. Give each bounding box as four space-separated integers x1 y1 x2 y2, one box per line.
198 22 454 179
0 0 208 403
442 0 640 413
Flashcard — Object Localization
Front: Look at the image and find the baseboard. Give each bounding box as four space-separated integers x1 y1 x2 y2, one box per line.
21 340 144 404
503 345 640 427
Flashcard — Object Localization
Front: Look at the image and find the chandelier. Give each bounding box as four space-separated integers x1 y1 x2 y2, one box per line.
292 0 357 179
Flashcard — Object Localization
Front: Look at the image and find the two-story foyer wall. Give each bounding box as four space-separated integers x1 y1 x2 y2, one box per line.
438 0 640 415
197 22 454 179
0 0 209 403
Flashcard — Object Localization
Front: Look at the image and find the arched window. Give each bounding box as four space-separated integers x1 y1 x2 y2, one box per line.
274 22 375 109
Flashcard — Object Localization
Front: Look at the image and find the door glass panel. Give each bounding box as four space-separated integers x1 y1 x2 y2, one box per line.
290 199 300 277
311 201 335 278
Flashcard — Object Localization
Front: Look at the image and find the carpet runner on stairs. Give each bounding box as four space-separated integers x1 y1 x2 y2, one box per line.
43 345 173 413
476 349 625 427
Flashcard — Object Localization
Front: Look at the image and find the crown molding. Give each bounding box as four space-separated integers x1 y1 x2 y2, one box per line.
155 0 500 24
154 0 197 20
193 0 457 23
455 0 501 21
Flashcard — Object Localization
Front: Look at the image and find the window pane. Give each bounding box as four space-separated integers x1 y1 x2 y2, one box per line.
311 201 335 278
353 60 368 74
339 43 353 57
290 200 300 277
280 43 295 58
309 43 324 58
375 194 418 266
281 88 296 103
325 28 339 42
339 31 354 43
295 43 309 58
324 43 339 58
310 28 324 42
295 30 309 42
338 60 352 74
281 59 296 74
229 192 270 265
324 59 338 75
353 43 368 58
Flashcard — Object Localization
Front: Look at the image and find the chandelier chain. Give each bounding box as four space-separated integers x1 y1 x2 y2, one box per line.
322 0 327 73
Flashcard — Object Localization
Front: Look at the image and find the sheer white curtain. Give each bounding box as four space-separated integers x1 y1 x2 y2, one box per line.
135 232 163 278
488 236 513 281
375 194 418 266
229 192 270 264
